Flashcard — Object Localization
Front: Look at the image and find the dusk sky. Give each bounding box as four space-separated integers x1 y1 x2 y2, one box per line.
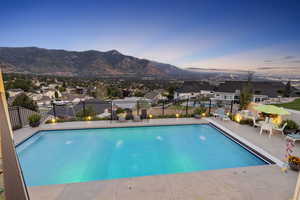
1 0 300 70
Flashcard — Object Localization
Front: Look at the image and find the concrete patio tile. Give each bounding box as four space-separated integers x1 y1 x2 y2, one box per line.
28 183 67 200
29 179 117 200
58 180 117 200
114 175 173 200
168 165 297 200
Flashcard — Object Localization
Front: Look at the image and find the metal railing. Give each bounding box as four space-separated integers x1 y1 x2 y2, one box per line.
48 98 239 121
8 106 49 130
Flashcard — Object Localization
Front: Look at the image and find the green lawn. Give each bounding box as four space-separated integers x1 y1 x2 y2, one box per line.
273 98 300 111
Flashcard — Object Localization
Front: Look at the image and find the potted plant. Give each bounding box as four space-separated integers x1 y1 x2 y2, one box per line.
288 155 300 171
28 114 41 127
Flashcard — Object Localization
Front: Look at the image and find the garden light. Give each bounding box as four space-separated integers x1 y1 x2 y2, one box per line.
176 113 180 118
235 114 242 123
51 118 56 123
87 116 92 121
149 114 153 119
272 115 282 126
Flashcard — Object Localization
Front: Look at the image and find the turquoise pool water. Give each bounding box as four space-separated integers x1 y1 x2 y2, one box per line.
17 124 267 186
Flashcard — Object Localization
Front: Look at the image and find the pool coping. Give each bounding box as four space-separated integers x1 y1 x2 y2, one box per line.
15 120 207 146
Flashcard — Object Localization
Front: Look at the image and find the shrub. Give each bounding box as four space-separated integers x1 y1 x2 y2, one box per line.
282 120 299 130
28 114 41 127
12 93 38 111
193 107 206 115
116 107 125 114
239 119 253 126
28 114 41 123
45 116 111 123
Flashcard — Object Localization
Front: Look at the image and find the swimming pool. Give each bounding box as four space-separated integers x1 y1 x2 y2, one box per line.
17 124 268 186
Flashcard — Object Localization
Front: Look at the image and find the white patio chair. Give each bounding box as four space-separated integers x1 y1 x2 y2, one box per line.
252 116 262 128
273 122 287 135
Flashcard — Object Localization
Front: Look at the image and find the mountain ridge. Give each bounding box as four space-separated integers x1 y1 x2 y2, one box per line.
0 47 192 78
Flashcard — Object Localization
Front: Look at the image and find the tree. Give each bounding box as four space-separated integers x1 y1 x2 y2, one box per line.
12 79 32 92
12 94 38 111
134 91 145 97
239 72 254 110
107 86 122 98
284 81 292 97
5 91 9 99
167 86 176 100
95 83 107 99
58 86 66 93
54 91 59 99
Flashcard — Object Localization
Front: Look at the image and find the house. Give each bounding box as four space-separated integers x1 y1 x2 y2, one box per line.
61 93 93 104
65 87 77 94
112 97 148 109
48 99 111 119
73 99 111 116
48 83 59 90
27 92 43 101
213 81 289 103
7 89 24 97
174 81 214 100
37 96 52 107
42 89 61 99
144 89 167 104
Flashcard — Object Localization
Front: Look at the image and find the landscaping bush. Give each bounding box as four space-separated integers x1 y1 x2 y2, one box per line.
116 107 125 114
282 120 299 130
45 116 111 124
238 119 253 126
193 107 206 115
28 114 41 127
76 105 96 117
13 93 38 111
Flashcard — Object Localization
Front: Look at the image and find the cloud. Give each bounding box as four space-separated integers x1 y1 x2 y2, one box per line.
264 60 272 63
181 41 300 70
283 56 295 60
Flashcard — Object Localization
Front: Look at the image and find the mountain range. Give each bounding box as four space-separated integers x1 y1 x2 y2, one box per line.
0 47 193 78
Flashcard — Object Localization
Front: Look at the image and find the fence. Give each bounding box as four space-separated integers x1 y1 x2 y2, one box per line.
49 98 240 121
8 106 49 130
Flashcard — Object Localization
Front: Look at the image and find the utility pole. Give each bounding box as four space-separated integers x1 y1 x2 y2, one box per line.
0 70 29 200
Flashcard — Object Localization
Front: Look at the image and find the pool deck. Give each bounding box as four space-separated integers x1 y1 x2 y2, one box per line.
14 118 300 200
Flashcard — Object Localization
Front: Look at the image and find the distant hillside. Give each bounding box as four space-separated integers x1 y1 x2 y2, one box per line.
0 47 193 78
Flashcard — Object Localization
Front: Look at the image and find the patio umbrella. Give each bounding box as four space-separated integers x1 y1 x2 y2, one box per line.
254 105 290 115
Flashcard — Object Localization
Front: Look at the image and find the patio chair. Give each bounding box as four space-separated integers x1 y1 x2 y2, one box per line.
118 116 126 122
133 115 142 122
111 111 118 120
140 109 148 120
273 122 287 135
286 134 300 142
260 123 274 138
213 108 230 121
125 109 134 120
252 116 263 128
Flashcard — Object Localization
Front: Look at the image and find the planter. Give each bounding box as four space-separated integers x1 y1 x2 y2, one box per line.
289 162 300 171
29 121 40 127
